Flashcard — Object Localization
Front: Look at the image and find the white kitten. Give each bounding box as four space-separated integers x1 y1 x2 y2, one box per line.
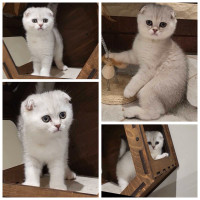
18 90 76 190
108 4 187 120
22 5 68 77
116 131 168 191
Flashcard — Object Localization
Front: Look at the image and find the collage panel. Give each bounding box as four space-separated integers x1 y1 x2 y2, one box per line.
102 124 197 197
3 82 98 197
101 2 197 122
3 3 98 79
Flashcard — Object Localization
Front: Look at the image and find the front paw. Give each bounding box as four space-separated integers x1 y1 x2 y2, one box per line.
162 153 169 158
31 72 40 76
23 181 40 187
50 183 67 191
62 65 68 71
155 153 169 160
66 170 76 180
124 86 135 98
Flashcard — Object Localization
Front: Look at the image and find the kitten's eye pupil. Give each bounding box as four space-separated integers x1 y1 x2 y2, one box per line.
159 22 167 28
43 18 48 23
59 112 66 119
42 115 51 123
146 20 153 26
155 141 159 145
32 19 37 23
147 141 152 145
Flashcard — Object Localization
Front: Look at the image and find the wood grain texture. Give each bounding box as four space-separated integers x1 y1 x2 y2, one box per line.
56 3 98 68
102 16 197 54
77 45 99 79
3 183 97 197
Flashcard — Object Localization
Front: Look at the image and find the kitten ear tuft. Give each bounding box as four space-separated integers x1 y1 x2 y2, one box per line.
24 9 30 17
63 93 71 102
170 10 176 19
25 99 35 111
48 9 53 17
139 5 147 14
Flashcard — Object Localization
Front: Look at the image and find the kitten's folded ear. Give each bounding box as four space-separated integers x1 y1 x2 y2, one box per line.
139 5 147 14
23 7 35 17
170 9 176 19
47 9 53 17
23 99 35 111
63 93 71 102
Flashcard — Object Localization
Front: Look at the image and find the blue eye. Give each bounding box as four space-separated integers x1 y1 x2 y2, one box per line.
59 112 66 119
42 115 51 123
159 22 167 28
43 18 48 23
32 19 37 23
146 20 153 26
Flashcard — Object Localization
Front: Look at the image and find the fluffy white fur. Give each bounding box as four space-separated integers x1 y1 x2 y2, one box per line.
116 131 168 191
18 90 76 190
22 5 68 77
108 4 187 120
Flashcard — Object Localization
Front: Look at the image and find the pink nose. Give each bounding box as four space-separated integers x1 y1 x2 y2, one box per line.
39 24 43 27
152 146 155 149
153 29 158 33
55 124 61 130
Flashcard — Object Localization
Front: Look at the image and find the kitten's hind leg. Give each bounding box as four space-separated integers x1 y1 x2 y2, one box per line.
65 165 76 180
53 28 68 71
118 178 129 191
124 89 165 120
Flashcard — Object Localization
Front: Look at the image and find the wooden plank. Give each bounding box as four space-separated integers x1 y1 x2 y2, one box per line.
77 45 99 79
3 183 97 197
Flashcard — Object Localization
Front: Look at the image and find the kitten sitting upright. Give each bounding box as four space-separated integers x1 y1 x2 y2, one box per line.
18 90 76 190
108 4 187 120
116 131 168 191
22 4 68 77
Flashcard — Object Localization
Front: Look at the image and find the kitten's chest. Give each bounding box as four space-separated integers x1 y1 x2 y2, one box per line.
25 136 67 162
134 37 168 66
26 33 54 55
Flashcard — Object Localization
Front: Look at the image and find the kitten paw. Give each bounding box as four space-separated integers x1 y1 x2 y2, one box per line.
155 153 169 160
162 153 169 157
124 87 135 98
124 108 135 118
23 181 40 187
50 183 67 191
31 72 40 76
65 170 76 180
62 65 68 71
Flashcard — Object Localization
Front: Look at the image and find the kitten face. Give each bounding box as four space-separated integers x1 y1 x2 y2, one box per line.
137 4 177 40
21 90 73 136
145 131 164 152
22 7 54 33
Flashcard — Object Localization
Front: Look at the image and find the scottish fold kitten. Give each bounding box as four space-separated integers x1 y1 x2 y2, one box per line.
22 4 68 77
108 4 187 120
116 131 168 191
18 90 76 190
